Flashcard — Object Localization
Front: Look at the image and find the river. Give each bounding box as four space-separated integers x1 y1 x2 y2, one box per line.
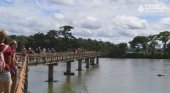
28 58 170 93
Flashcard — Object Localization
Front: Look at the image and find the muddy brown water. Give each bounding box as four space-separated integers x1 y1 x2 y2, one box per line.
28 58 170 93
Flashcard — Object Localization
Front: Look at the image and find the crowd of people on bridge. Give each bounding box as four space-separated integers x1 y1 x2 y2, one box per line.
0 30 21 93
21 45 86 55
21 46 57 55
73 47 86 54
0 30 89 93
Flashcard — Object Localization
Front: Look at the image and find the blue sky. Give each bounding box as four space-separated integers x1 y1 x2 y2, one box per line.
0 0 170 44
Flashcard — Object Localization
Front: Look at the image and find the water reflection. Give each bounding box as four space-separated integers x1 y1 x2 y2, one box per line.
78 71 82 78
59 76 76 93
48 82 53 93
56 67 96 93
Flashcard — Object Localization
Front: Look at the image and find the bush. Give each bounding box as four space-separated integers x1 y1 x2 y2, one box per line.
124 53 169 59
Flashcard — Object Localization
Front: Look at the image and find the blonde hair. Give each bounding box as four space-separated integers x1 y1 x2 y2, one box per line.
0 30 7 43
10 40 18 48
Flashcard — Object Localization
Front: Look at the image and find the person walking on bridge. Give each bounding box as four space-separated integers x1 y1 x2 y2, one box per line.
0 30 13 93
9 40 21 93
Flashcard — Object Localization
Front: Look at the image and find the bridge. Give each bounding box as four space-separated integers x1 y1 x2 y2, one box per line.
15 51 101 93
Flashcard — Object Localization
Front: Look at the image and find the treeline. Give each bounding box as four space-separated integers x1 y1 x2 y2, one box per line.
127 31 170 58
7 25 170 58
7 25 127 57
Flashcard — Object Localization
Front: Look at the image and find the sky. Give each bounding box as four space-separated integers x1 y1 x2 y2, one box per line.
0 0 170 44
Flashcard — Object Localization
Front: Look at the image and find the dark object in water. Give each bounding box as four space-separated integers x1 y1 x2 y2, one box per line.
157 74 165 77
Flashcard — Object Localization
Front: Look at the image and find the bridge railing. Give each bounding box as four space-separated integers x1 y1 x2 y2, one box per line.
15 54 28 93
27 51 101 65
15 51 101 93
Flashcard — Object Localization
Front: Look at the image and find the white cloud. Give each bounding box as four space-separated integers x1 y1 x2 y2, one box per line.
53 13 65 20
79 16 101 30
114 15 148 29
0 0 170 44
48 0 75 5
149 17 170 35
159 17 170 25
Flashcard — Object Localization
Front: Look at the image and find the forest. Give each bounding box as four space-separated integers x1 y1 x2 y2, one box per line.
7 25 170 58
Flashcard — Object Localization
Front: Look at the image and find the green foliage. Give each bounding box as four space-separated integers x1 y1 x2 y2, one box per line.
7 26 170 59
125 52 168 59
59 25 74 39
129 36 149 55
7 26 127 57
157 31 170 56
127 31 170 58
9 30 127 57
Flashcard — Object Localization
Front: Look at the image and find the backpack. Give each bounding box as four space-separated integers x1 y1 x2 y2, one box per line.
0 45 8 72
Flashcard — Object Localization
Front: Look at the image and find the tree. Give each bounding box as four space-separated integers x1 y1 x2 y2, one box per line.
129 40 137 52
147 35 158 55
46 30 58 38
129 36 149 55
45 30 59 48
33 32 45 48
166 42 170 56
117 43 127 57
134 36 149 55
157 31 170 56
58 25 74 51
59 25 74 39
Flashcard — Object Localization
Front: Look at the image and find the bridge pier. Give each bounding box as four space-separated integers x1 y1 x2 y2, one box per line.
90 57 95 66
77 59 83 71
96 56 99 65
85 58 90 68
64 60 75 75
48 64 54 82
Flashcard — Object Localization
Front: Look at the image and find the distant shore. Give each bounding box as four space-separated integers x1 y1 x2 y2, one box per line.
109 53 170 59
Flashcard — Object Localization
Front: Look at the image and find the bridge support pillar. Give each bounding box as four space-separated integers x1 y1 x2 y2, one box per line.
90 57 95 65
77 59 83 71
96 56 99 65
48 64 53 82
64 60 75 75
85 58 90 68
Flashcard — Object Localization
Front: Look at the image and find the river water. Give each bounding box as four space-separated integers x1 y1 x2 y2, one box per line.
28 58 170 93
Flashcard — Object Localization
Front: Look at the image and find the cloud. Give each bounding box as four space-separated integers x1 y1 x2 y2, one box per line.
0 0 170 44
53 13 65 20
79 16 101 30
150 17 170 34
114 15 148 29
159 17 170 26
48 0 75 5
